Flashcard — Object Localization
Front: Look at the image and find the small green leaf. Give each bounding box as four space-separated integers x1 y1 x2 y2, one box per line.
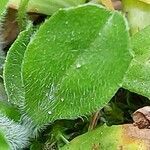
0 101 21 121
123 25 150 98
22 4 131 127
61 124 149 150
4 27 34 107
8 0 86 15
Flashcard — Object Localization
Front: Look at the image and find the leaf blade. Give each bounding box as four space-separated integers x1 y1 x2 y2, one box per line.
4 27 34 107
123 25 150 98
22 4 131 127
61 124 150 150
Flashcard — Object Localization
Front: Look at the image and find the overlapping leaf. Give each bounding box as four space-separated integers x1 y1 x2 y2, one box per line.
22 4 131 127
0 101 21 121
4 27 34 107
61 124 150 150
123 25 150 98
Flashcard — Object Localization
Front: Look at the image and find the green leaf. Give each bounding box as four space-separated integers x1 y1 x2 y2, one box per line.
0 131 10 150
4 27 34 107
8 0 86 15
22 4 131 127
61 124 149 150
0 0 8 17
0 101 21 121
123 25 150 98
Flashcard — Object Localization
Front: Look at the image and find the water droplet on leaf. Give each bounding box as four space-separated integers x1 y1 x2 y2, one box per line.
76 63 81 69
48 111 52 115
61 98 64 102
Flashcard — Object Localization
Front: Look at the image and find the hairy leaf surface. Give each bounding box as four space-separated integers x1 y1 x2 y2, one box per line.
123 26 150 98
0 114 29 149
4 27 34 107
22 4 131 127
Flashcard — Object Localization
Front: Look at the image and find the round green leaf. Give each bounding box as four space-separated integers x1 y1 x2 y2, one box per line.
22 4 132 127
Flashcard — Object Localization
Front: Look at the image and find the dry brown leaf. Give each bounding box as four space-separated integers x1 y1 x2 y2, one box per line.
132 106 150 129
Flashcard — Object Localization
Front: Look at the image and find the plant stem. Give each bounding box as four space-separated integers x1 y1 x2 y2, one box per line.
17 0 29 31
59 134 70 144
88 111 100 131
